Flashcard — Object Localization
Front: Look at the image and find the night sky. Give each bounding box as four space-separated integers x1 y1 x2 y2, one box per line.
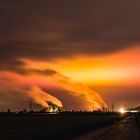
0 0 140 111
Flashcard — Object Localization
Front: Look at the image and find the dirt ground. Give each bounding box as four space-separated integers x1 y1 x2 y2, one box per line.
75 115 140 140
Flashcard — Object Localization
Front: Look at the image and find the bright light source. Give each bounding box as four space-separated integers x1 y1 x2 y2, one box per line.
119 107 126 114
130 110 138 113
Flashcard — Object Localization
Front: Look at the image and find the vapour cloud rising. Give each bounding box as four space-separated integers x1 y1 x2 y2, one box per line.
28 86 63 108
0 61 107 111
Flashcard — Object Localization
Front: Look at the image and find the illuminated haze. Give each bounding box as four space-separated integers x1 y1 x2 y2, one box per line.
0 0 140 111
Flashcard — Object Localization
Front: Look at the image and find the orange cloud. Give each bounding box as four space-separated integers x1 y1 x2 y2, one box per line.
0 66 107 111
1 46 139 111
28 86 63 108
44 45 140 86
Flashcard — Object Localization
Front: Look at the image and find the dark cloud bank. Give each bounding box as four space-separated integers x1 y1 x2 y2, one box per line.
0 0 140 70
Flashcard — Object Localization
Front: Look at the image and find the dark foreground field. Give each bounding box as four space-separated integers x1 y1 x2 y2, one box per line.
75 114 140 140
136 112 140 129
0 112 122 140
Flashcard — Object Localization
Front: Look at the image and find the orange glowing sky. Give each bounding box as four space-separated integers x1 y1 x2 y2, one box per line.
0 44 140 111
0 1 140 111
21 46 140 87
57 46 140 86
6 46 138 110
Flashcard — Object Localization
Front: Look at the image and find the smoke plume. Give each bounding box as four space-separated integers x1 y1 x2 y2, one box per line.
27 86 63 108
50 72 107 110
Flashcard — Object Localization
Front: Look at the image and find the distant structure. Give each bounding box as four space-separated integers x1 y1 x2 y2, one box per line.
28 100 63 113
128 106 140 113
46 101 63 113
8 109 11 113
29 101 33 111
112 102 115 112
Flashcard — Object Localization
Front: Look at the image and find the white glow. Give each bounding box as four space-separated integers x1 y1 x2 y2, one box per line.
130 110 138 113
119 107 126 114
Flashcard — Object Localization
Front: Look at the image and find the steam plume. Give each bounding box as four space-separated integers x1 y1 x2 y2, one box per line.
28 86 63 108
52 72 107 110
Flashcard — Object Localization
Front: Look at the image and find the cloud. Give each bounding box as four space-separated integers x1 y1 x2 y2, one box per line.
28 86 63 108
0 62 107 111
0 0 140 71
0 0 139 110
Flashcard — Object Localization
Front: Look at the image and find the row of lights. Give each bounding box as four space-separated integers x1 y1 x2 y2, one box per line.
119 107 139 114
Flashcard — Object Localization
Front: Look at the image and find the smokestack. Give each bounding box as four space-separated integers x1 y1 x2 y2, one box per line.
112 102 115 112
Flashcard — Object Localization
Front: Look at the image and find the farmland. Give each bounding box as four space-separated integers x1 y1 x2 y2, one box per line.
0 112 122 140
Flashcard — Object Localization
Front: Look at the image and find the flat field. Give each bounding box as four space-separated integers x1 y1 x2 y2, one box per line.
0 112 122 140
136 112 140 129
